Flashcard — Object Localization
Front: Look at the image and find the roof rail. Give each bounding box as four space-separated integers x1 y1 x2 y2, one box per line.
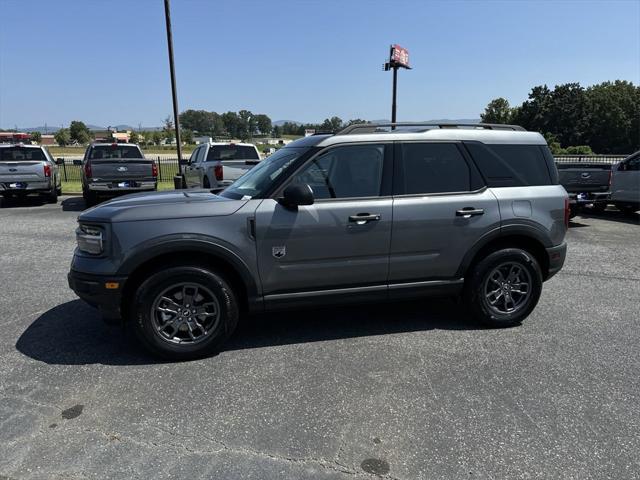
335 122 526 135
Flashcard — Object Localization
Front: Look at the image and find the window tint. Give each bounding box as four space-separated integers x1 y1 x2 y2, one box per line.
207 145 259 161
399 143 470 194
624 155 640 171
0 147 46 161
292 145 384 199
465 143 552 187
89 145 143 160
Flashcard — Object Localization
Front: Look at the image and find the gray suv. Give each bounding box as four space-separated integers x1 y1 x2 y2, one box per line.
68 123 568 359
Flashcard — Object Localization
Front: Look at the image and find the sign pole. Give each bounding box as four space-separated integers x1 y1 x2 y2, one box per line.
391 65 398 128
163 0 183 187
384 44 411 131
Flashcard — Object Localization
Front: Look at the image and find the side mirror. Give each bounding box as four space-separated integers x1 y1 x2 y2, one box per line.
279 183 314 208
55 158 64 165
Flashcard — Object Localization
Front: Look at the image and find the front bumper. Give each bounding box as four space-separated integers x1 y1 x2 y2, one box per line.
68 270 127 320
545 242 567 280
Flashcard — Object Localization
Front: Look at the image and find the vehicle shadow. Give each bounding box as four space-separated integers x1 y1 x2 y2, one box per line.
16 298 480 365
577 207 640 226
61 196 87 212
0 195 46 208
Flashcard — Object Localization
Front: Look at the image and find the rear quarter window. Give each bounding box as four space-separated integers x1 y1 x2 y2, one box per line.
464 143 554 187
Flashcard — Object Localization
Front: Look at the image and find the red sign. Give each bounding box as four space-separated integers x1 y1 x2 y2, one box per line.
390 44 410 68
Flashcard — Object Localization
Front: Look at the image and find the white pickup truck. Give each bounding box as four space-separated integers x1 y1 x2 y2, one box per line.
183 142 261 189
0 144 62 203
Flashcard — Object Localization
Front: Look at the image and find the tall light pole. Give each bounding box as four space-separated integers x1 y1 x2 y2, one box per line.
163 0 183 186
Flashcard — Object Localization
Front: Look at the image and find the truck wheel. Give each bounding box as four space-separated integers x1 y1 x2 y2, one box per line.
203 176 210 188
464 248 543 328
45 188 58 204
131 265 240 360
591 202 606 214
617 204 637 215
83 190 97 207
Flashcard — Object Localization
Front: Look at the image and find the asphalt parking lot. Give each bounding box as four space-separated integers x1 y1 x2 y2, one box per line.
1 196 639 480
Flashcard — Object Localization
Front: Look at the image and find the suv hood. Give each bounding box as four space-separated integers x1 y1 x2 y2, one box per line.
79 189 248 223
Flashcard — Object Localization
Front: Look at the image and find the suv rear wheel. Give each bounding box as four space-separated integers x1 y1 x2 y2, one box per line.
131 265 239 360
464 248 542 328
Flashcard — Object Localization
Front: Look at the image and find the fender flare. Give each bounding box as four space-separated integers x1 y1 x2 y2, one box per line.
117 234 260 302
456 223 552 278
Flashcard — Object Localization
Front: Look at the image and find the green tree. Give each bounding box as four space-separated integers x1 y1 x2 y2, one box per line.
320 116 343 132
272 125 282 138
346 119 368 126
69 120 91 144
54 128 70 146
480 98 513 124
181 128 194 144
585 80 640 154
30 131 42 143
179 109 219 134
129 131 140 144
254 114 272 135
222 111 241 138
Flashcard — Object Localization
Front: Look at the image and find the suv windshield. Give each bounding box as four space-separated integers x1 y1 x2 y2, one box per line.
220 147 308 200
0 147 46 161
207 145 259 161
89 145 143 160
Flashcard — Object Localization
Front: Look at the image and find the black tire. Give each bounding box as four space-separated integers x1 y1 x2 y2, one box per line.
591 202 606 214
83 190 97 207
617 204 638 215
56 186 62 196
464 248 543 328
203 176 210 188
131 265 240 360
45 188 58 204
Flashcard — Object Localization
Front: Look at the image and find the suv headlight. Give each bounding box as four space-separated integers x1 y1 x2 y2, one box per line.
76 224 104 254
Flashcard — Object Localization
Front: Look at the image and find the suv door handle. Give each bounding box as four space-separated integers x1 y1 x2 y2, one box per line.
456 207 484 218
349 213 381 224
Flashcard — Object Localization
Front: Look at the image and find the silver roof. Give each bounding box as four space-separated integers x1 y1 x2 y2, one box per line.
316 128 546 147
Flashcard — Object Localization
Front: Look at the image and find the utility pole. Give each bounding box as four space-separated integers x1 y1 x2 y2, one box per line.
384 45 411 129
163 0 183 187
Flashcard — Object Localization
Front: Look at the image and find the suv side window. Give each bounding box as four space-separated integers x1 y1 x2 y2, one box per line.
395 143 473 194
465 143 553 187
622 155 640 171
291 144 385 199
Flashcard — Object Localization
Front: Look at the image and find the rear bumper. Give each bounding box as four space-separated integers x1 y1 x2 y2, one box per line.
567 192 610 205
68 270 127 320
0 181 52 193
545 242 567 280
87 180 157 192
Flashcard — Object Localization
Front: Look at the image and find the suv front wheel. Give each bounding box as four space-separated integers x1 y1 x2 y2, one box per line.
464 248 543 328
131 265 239 360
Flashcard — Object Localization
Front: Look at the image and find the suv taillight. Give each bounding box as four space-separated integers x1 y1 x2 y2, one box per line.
43 164 51 177
214 163 223 181
152 162 158 177
84 162 92 178
564 197 570 228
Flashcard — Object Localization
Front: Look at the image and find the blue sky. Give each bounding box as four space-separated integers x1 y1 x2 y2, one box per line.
0 0 638 129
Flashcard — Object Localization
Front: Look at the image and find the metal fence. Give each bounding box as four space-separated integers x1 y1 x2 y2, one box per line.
57 155 185 186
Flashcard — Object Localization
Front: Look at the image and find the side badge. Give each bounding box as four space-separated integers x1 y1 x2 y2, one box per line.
272 246 286 259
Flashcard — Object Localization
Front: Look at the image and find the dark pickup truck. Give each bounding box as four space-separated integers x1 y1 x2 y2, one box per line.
81 143 157 206
556 162 611 215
